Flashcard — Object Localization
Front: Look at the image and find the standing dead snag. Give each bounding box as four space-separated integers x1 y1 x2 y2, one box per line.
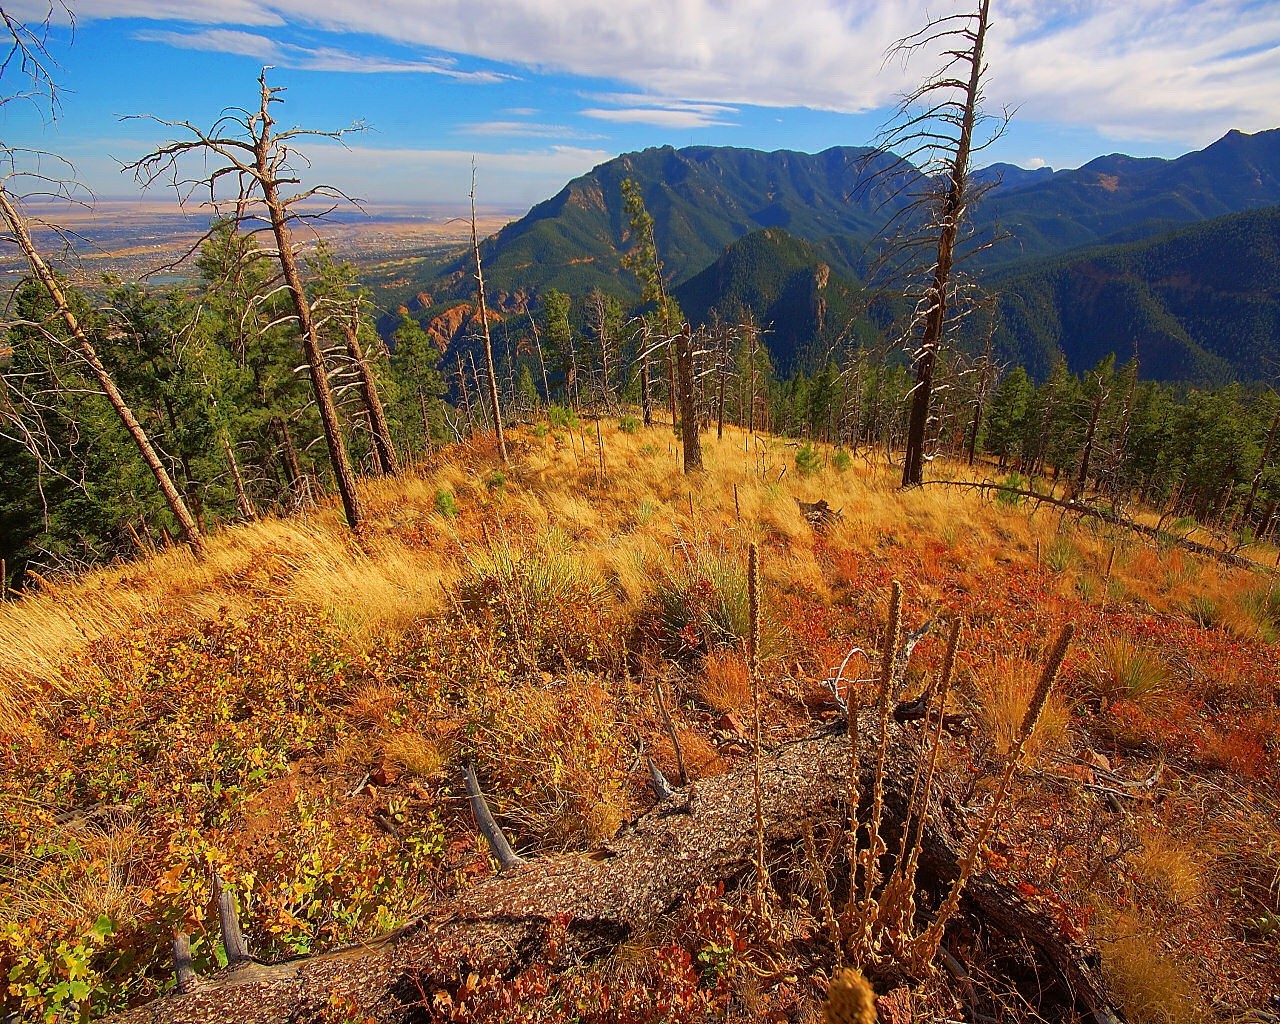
126 70 365 532
674 325 703 473
341 309 400 476
469 162 508 464
0 187 208 558
873 0 1004 488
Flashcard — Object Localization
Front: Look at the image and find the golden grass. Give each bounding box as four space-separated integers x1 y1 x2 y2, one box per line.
0 418 1264 746
698 649 752 716
383 732 450 779
1099 911 1211 1024
1094 638 1171 707
1129 829 1205 908
970 655 1071 763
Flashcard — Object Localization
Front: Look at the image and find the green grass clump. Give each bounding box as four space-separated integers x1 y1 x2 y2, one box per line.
1096 638 1169 706
548 404 580 430
619 415 640 434
996 472 1027 506
652 545 749 658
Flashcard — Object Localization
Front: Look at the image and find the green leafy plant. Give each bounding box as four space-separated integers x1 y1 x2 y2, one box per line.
795 441 822 476
548 404 579 430
996 472 1027 506
433 488 459 518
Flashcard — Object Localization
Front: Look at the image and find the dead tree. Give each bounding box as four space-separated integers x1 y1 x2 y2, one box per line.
873 0 1005 488
0 187 208 558
340 308 399 476
0 9 207 558
1243 391 1280 526
126 70 365 532
673 324 703 473
469 163 508 464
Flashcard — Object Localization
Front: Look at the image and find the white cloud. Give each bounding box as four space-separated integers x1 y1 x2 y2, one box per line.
134 28 511 79
49 1 1280 146
1026 156 1047 169
580 108 734 129
456 121 603 140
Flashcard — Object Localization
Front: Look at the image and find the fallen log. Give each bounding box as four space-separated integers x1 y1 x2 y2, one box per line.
927 478 1271 573
107 724 1123 1024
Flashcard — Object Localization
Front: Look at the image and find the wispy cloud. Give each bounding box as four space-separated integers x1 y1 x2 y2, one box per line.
306 142 615 206
59 1 1280 147
456 120 603 140
134 27 512 81
581 93 737 129
580 107 734 129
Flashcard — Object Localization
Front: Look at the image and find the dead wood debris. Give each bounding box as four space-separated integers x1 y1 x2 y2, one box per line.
105 727 1124 1024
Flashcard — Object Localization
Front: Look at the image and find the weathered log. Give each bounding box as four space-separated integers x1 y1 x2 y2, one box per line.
211 872 251 967
798 498 845 529
927 479 1271 573
106 726 1122 1024
647 755 676 801
171 933 196 995
461 760 525 871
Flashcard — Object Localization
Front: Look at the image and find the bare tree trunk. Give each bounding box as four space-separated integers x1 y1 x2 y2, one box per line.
275 417 305 502
524 302 551 409
342 316 400 476
716 327 728 441
901 0 989 489
417 386 432 445
469 167 508 464
1076 389 1105 492
456 354 473 436
469 352 491 432
640 328 653 427
1243 399 1280 526
0 187 207 558
221 431 257 521
258 188 362 531
674 326 703 474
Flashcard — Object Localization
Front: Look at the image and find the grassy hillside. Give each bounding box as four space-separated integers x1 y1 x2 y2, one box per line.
1 423 1278 1021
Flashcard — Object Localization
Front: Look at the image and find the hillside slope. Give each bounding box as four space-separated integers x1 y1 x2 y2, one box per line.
672 227 876 373
991 206 1280 380
418 128 1280 309
1 423 1277 1021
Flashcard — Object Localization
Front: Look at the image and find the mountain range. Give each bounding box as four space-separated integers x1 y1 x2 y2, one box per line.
400 128 1280 383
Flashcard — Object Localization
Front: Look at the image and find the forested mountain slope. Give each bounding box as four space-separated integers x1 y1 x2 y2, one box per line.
991 206 1280 380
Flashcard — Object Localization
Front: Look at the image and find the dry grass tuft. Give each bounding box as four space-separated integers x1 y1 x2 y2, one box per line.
1129 829 1205 908
1095 638 1170 707
1100 912 1211 1024
698 649 752 715
383 732 451 779
970 655 1070 763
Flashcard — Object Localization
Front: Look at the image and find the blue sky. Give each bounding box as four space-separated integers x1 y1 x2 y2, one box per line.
3 0 1278 211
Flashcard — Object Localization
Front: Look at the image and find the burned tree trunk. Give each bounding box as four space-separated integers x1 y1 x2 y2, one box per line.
342 316 400 476
674 326 703 474
470 167 508 464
